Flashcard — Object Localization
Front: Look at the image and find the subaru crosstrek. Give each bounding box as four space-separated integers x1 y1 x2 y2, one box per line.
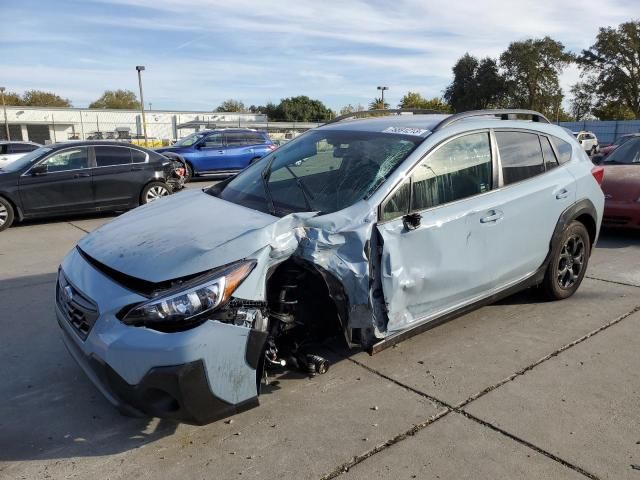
156 128 275 181
56 109 604 424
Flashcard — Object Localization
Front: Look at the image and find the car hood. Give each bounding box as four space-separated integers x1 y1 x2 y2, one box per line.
77 189 281 283
156 146 188 154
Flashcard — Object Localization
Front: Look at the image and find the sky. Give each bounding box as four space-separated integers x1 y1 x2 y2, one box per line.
0 0 636 111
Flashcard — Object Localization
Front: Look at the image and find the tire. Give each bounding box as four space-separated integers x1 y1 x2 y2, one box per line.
541 221 591 300
184 162 194 183
141 182 171 205
0 197 15 232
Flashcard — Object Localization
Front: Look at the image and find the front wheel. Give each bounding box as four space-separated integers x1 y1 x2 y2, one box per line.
541 221 591 300
183 162 194 183
0 197 15 232
141 182 170 205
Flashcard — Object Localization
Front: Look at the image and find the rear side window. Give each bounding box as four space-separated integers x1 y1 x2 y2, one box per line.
551 136 572 164
95 146 132 167
10 144 38 153
244 132 266 145
496 131 544 185
540 136 559 170
131 150 147 163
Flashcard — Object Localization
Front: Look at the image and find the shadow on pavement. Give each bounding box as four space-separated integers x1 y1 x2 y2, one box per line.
595 228 640 249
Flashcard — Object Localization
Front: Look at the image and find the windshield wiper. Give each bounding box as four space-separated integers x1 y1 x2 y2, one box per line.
262 156 278 216
284 165 315 211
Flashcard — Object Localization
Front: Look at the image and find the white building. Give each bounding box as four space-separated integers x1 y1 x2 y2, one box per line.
0 106 268 145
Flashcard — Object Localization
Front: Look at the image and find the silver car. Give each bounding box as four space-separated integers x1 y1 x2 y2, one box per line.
56 109 605 424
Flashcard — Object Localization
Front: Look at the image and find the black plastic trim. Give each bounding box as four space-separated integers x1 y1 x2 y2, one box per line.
245 329 268 370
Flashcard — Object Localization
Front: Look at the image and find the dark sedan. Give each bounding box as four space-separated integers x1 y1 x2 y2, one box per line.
0 141 183 231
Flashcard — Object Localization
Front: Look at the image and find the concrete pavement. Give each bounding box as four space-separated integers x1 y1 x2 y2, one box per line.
1 186 639 480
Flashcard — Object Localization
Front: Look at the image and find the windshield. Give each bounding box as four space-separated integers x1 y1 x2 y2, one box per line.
211 129 423 216
173 132 205 147
1 147 52 172
604 138 640 164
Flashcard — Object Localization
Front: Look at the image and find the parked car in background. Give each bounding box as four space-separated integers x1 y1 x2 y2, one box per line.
598 133 640 157
573 131 599 156
599 136 640 230
0 141 183 232
56 109 604 424
0 141 42 168
156 129 276 182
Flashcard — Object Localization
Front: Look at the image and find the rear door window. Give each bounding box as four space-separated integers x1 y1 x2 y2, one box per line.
496 131 544 185
225 132 246 147
94 146 133 167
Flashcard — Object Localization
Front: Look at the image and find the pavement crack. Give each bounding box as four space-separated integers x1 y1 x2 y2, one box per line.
67 222 90 234
455 304 640 410
319 409 451 480
458 410 602 480
586 275 640 289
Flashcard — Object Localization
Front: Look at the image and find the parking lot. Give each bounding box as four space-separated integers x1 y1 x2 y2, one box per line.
1 179 639 480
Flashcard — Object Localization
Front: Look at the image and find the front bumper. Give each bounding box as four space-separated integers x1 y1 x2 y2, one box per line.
603 202 640 230
56 248 265 424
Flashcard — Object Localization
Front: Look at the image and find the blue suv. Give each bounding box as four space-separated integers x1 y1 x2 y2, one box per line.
157 129 275 181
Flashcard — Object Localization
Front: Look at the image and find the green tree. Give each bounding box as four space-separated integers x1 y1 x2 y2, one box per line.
269 96 332 122
369 97 389 110
21 90 71 107
216 99 246 112
444 54 505 112
89 90 140 109
592 101 635 120
578 20 640 119
398 92 451 112
569 82 595 120
499 37 573 116
339 103 366 116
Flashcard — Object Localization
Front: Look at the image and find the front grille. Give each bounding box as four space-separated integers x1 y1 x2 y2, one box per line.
57 272 98 340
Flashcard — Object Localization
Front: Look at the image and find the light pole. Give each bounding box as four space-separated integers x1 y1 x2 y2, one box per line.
0 87 9 141
377 86 389 109
136 66 148 146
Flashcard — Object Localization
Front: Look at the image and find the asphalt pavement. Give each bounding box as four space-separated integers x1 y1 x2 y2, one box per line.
1 181 639 480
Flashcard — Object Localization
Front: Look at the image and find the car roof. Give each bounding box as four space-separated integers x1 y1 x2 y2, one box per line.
196 128 262 134
43 140 151 151
319 114 451 134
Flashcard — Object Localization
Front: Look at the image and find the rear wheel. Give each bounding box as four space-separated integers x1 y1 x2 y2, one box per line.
541 221 590 300
0 197 15 232
141 182 170 205
589 146 597 156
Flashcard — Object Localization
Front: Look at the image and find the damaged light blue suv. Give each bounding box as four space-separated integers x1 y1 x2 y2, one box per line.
56 110 605 424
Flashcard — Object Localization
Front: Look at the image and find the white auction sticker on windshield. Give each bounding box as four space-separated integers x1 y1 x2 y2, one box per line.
382 127 430 136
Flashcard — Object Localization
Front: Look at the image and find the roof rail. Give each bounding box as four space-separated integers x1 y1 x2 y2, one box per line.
325 108 446 125
432 109 550 132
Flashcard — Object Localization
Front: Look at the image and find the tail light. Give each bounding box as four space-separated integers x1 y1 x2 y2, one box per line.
591 166 604 185
267 144 277 151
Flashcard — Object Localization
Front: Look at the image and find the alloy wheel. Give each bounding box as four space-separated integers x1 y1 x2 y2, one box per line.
557 234 585 289
0 203 7 227
146 185 169 203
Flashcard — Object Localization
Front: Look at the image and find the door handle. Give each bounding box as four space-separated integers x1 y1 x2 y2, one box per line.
74 172 90 178
480 209 503 223
131 166 144 171
218 150 225 154
555 188 569 200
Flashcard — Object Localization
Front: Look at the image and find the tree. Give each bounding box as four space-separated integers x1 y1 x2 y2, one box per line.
265 96 332 122
0 90 23 106
89 90 140 109
592 101 635 120
444 54 505 112
569 82 595 120
398 92 451 112
369 97 389 110
499 37 573 116
339 103 366 116
21 90 71 107
216 99 246 112
578 20 640 119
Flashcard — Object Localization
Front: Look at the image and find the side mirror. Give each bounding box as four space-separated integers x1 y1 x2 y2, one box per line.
31 164 48 176
402 212 422 231
592 155 604 165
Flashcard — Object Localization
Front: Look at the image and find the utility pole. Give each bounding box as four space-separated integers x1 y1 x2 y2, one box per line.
136 66 148 146
377 86 389 109
0 87 10 141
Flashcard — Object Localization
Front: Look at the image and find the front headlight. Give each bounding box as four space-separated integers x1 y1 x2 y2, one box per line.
121 260 256 328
